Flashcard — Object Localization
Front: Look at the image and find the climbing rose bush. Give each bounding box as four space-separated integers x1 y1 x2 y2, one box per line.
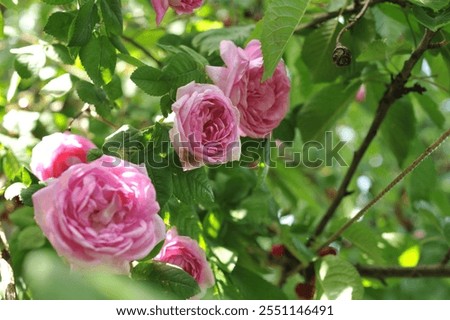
151 0 203 25
170 82 241 171
207 40 291 138
30 132 95 181
32 155 166 274
155 227 214 296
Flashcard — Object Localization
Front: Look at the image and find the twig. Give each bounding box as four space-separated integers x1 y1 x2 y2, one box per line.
121 35 162 68
441 249 450 266
307 28 437 247
67 104 91 131
295 0 407 34
335 0 371 46
356 264 450 278
317 128 450 251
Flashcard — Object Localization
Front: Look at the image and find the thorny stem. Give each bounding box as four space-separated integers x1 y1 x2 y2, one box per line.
317 128 450 251
307 28 437 247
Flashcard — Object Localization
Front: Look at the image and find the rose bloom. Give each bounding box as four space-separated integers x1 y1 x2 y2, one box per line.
155 228 214 296
170 82 240 171
206 40 291 138
151 0 203 25
32 155 166 274
30 132 96 181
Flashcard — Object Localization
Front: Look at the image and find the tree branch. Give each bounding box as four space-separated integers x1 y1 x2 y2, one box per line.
307 28 437 247
121 35 162 68
317 128 450 251
295 0 407 34
356 264 450 278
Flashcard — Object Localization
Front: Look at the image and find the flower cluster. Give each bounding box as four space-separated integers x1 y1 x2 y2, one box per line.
171 39 291 170
30 133 214 297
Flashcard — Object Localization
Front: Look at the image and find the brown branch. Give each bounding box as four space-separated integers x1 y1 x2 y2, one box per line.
356 264 450 278
307 28 437 247
121 35 162 68
317 128 450 251
295 0 407 34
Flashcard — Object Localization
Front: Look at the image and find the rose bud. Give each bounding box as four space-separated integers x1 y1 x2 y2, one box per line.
155 228 215 298
271 244 285 258
151 0 203 25
295 282 315 300
32 155 166 274
355 84 366 103
206 39 291 138
170 82 241 171
318 246 338 257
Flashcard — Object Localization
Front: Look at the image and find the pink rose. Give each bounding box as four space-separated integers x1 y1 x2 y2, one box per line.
155 228 214 296
151 0 203 25
206 40 291 138
30 132 96 181
170 82 241 171
32 155 166 274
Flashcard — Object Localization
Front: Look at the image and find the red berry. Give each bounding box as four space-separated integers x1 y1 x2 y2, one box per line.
271 244 285 257
318 246 337 257
295 283 315 300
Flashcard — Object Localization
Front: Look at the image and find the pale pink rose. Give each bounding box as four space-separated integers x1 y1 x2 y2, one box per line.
151 0 203 25
206 40 291 138
170 82 240 171
30 132 96 181
155 228 214 296
355 84 366 103
32 155 166 274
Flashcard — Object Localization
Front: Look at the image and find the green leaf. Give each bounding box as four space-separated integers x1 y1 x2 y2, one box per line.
298 83 359 142
0 9 4 39
17 226 46 251
261 0 310 80
2 150 21 180
343 223 385 264
100 0 123 35
104 75 123 100
102 125 145 163
42 0 75 4
130 66 171 96
68 0 99 47
20 184 46 207
171 164 215 206
300 20 341 82
86 148 103 162
80 35 116 85
163 52 207 88
415 95 445 129
160 94 174 117
132 261 200 299
315 255 364 300
408 0 449 11
229 265 288 299
44 12 75 42
76 80 108 106
168 202 202 241
407 147 437 202
380 101 416 167
413 6 450 31
192 25 254 55
9 207 35 229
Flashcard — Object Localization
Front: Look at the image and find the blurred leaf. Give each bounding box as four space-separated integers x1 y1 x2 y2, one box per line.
17 226 46 251
80 35 116 85
381 101 416 167
20 184 46 207
68 0 99 47
2 150 21 180
132 261 200 299
44 11 75 42
76 80 109 107
301 20 340 82
408 0 449 11
415 95 445 129
0 9 5 39
315 255 364 300
192 25 254 55
398 245 420 267
412 6 450 31
298 83 358 142
100 0 122 35
86 148 103 162
261 0 310 80
408 153 437 202
12 45 46 79
9 207 35 229
172 164 215 206
229 265 288 299
343 223 386 264
43 0 75 4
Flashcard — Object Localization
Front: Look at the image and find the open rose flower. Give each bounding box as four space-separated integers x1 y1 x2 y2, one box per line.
32 155 166 274
170 82 240 171
30 132 96 181
155 228 214 297
151 0 203 25
206 40 291 138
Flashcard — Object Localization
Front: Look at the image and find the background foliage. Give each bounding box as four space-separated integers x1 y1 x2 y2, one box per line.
0 0 449 300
